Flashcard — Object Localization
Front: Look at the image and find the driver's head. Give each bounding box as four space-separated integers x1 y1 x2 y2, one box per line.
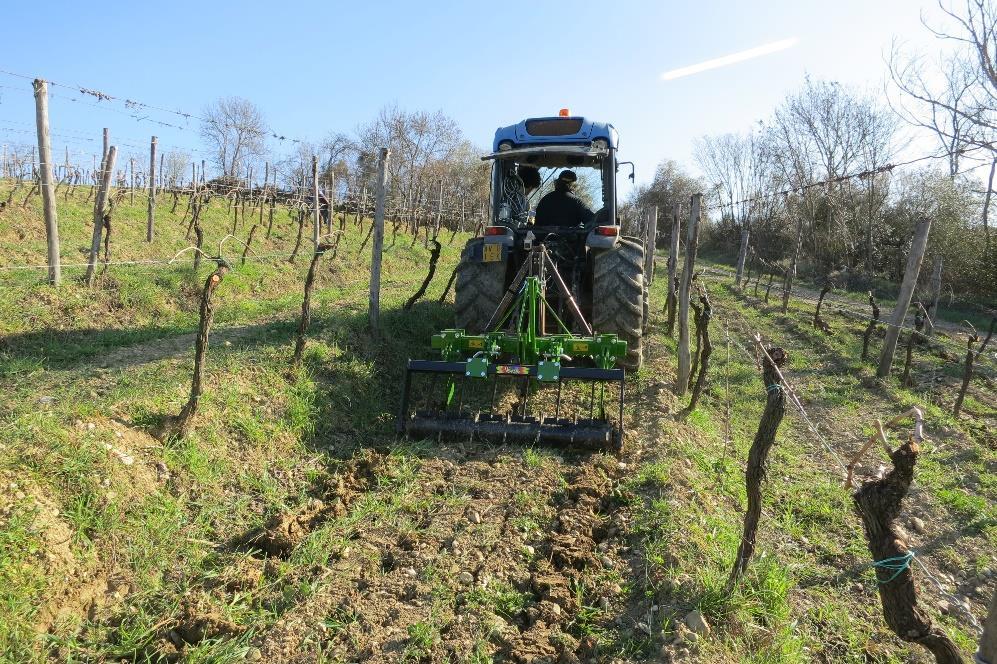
555 170 577 193
518 165 541 193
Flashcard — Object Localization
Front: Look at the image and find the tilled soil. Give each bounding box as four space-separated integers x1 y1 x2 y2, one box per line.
247 448 630 663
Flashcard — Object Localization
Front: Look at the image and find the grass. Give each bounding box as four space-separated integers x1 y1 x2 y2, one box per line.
0 179 993 661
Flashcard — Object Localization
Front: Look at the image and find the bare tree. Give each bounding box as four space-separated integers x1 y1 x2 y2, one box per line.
201 97 269 178
890 0 997 257
162 149 191 188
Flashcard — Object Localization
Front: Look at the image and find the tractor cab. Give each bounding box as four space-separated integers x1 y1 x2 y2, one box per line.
482 112 620 235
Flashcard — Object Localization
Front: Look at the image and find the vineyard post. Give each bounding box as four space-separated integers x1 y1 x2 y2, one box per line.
2 144 6 178
328 174 336 233
877 217 932 378
925 256 943 336
85 146 117 285
665 203 680 334
734 227 750 287
676 193 701 395
102 128 109 168
312 155 320 248
129 158 135 204
782 218 803 313
644 206 658 284
147 136 157 242
433 179 443 244
369 147 390 331
33 79 60 286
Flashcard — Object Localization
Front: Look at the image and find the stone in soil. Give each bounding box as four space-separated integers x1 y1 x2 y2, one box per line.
685 609 711 636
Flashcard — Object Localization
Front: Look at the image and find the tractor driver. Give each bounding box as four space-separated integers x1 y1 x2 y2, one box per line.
534 170 594 228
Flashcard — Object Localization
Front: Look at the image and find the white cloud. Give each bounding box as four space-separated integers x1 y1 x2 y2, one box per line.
661 38 800 81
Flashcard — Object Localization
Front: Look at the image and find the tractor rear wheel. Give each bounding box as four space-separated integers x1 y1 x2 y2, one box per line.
593 238 645 371
454 239 505 333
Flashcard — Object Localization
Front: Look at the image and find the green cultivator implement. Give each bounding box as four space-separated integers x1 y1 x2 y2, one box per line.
398 247 628 451
397 111 647 451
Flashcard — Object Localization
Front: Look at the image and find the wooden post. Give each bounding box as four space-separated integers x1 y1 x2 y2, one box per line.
665 203 681 335
433 180 443 244
644 206 658 285
369 148 390 331
676 193 702 395
85 146 117 285
147 136 157 242
33 79 61 286
101 128 109 169
734 227 750 287
877 218 932 378
782 219 804 313
862 292 882 361
129 158 135 204
312 155 320 248
925 256 943 336
328 174 336 233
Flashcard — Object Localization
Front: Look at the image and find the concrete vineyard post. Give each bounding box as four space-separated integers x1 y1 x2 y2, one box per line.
33 79 60 286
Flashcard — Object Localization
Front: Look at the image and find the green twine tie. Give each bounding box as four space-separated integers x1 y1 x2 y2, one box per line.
871 550 915 584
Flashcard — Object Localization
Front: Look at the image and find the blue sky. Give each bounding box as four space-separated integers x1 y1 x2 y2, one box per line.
1 0 948 188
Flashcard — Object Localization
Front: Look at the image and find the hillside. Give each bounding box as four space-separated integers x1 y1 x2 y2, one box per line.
0 183 994 663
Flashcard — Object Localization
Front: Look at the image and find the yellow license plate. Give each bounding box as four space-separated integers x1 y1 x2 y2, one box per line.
482 244 502 262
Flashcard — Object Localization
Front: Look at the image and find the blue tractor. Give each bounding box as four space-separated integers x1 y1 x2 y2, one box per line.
398 113 647 450
456 113 647 369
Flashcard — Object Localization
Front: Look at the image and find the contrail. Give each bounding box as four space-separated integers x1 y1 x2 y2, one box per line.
661 37 799 81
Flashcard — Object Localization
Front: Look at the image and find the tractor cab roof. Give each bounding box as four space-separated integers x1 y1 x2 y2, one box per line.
491 116 618 152
480 144 608 168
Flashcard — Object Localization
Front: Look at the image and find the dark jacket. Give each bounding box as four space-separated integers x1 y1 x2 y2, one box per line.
534 189 594 227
